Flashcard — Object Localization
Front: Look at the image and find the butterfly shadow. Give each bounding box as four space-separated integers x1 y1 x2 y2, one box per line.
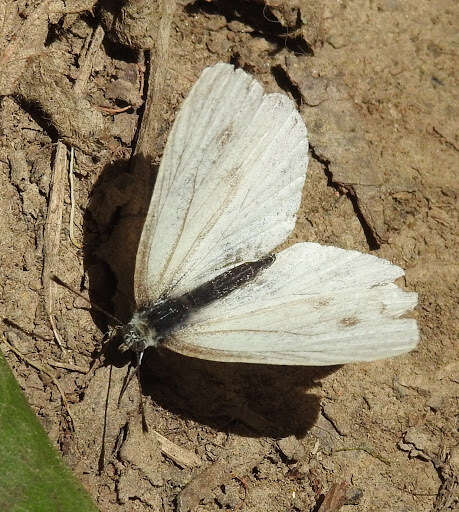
141 349 338 438
82 154 339 439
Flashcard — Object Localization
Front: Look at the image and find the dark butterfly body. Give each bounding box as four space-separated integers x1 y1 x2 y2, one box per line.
119 255 275 357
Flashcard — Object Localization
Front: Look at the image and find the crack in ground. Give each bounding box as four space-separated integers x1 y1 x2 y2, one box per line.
310 144 380 251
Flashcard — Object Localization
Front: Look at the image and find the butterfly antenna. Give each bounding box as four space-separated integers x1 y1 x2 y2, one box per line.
51 274 122 324
98 364 113 474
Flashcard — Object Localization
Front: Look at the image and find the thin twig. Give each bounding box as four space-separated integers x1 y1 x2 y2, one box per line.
96 104 132 114
46 359 89 373
68 147 82 249
48 313 66 353
73 25 105 95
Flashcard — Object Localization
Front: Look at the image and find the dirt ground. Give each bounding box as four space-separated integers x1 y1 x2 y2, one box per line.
1 1 457 511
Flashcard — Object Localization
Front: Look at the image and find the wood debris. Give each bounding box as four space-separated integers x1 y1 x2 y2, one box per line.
317 481 348 512
153 430 202 469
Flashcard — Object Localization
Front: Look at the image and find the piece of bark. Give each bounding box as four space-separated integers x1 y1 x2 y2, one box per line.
132 0 176 161
42 142 67 326
317 481 348 512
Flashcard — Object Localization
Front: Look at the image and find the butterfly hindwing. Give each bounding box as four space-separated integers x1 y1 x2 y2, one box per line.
162 243 419 365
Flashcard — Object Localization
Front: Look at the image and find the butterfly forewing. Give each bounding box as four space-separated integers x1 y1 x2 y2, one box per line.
134 63 308 304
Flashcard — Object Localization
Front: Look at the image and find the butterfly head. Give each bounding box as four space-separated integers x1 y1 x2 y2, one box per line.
117 312 160 355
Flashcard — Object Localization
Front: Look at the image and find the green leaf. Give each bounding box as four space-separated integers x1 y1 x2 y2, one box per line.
0 350 98 512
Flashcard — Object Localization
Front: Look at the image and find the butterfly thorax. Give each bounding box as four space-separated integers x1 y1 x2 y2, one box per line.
118 312 160 354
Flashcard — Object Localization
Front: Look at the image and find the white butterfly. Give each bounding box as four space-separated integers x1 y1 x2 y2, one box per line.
118 62 419 366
